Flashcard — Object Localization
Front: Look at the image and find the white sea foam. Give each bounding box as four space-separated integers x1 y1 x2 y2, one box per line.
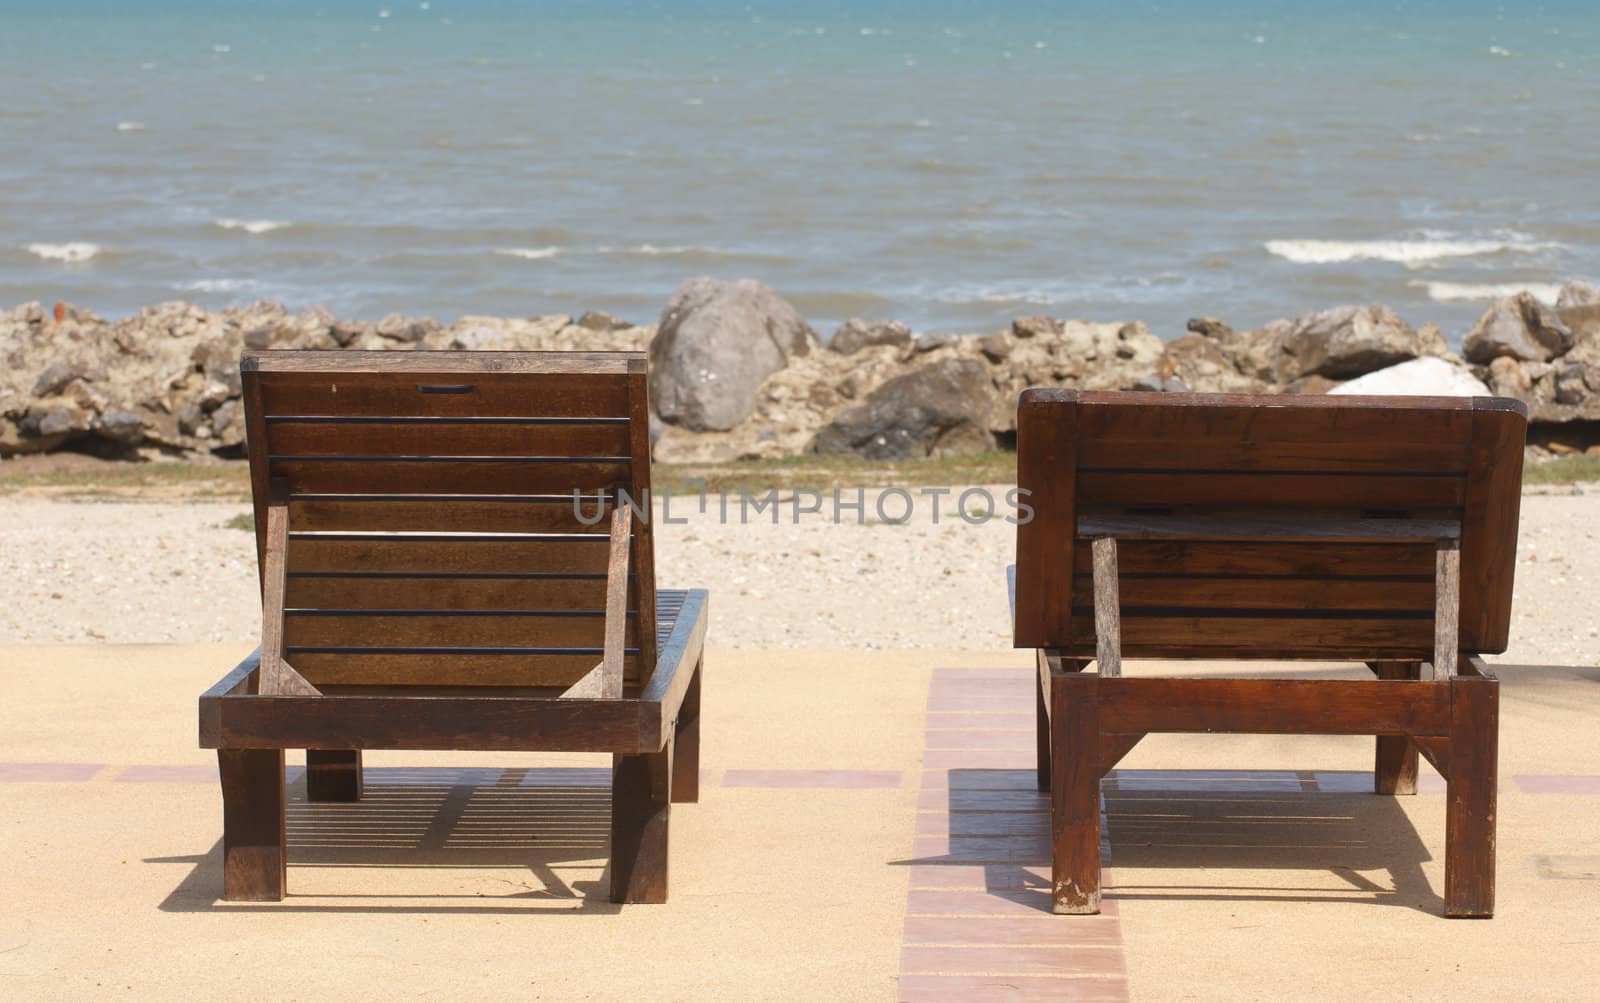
1489 45 1512 57
1412 280 1562 303
181 278 261 294
26 242 101 263
215 218 288 234
116 121 146 132
495 246 561 260
1265 237 1553 266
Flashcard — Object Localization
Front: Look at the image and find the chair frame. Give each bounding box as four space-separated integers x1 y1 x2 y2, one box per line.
1012 389 1526 918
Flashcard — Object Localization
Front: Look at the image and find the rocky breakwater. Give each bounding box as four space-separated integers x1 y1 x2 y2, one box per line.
3 277 1598 461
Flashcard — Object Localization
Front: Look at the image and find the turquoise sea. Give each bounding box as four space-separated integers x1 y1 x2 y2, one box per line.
0 1 1595 342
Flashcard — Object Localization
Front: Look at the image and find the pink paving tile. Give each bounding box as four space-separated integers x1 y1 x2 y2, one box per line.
919 788 1047 812
1312 770 1446 794
0 762 103 782
921 769 1040 791
924 731 1036 751
720 769 902 789
902 916 1122 947
902 946 1124 977
932 668 1035 680
922 750 1036 770
908 864 1050 891
896 974 1128 1002
1515 774 1600 794
925 712 1035 730
927 693 1033 712
914 835 1051 864
918 812 1050 837
114 765 218 783
907 889 1120 918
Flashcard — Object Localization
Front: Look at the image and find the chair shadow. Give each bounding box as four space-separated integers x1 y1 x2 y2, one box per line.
152 766 624 915
897 768 1446 916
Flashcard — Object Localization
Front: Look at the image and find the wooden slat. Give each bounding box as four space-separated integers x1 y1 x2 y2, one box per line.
1077 471 1465 509
1071 540 1436 579
1091 537 1121 678
601 506 632 699
1098 677 1453 735
245 350 641 376
288 495 615 534
1460 402 1527 652
1433 539 1461 679
1077 576 1434 612
1063 614 1434 659
284 573 610 611
282 612 632 649
1074 402 1474 472
207 691 653 752
626 366 659 674
287 535 610 575
269 458 630 495
256 370 631 419
1077 514 1461 543
1013 393 1077 647
291 651 639 687
266 419 632 458
258 479 320 697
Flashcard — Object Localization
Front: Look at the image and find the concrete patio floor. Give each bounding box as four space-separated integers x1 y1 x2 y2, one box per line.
2 644 1597 1000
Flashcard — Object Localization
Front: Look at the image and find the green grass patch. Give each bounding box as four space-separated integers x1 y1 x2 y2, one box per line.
1523 454 1600 486
221 512 255 531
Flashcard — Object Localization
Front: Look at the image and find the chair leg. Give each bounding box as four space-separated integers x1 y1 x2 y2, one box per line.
1050 674 1101 914
217 748 286 902
1371 661 1421 794
610 737 673 904
670 658 702 804
1445 674 1498 917
1035 654 1051 793
306 750 363 802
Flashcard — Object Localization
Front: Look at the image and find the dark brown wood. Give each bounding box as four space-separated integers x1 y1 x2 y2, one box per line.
1460 402 1527 653
1013 394 1076 647
217 748 286 901
1077 514 1461 543
1012 391 1520 919
1051 673 1101 914
203 351 706 904
305 750 363 802
670 658 702 804
1445 673 1499 917
1370 661 1422 795
610 737 673 904
1099 678 1451 736
289 495 615 535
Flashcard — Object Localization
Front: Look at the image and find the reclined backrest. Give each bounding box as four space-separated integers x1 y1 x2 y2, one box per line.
1013 390 1526 661
241 350 655 690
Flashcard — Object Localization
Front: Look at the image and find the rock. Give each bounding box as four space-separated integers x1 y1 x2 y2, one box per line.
328 319 370 347
1273 304 1423 380
1463 292 1573 363
1132 375 1188 393
375 313 437 343
648 277 817 432
577 310 626 332
1186 317 1235 341
32 362 85 398
94 410 144 445
1554 364 1590 405
1157 332 1261 394
978 332 1012 363
829 318 912 355
912 331 963 353
1556 280 1600 311
1328 356 1490 397
813 358 995 460
1285 375 1343 395
1012 316 1063 339
1485 356 1532 401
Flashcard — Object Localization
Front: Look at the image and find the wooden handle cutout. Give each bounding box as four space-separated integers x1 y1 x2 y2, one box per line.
416 383 476 394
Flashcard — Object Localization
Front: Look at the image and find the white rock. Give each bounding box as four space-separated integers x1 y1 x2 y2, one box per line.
1328 356 1490 397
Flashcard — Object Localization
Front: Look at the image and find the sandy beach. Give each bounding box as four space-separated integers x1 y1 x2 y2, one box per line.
3 484 1597 665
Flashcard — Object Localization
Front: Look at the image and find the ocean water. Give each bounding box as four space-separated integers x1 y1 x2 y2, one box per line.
0 1 1595 344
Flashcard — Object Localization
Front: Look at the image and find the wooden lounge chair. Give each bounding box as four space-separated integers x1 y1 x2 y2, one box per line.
198 350 706 904
1011 390 1525 918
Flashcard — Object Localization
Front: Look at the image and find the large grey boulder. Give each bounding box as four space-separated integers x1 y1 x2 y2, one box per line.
1270 304 1425 381
1556 280 1600 311
829 318 911 355
648 277 817 432
812 358 995 460
1328 356 1490 397
1463 292 1573 363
